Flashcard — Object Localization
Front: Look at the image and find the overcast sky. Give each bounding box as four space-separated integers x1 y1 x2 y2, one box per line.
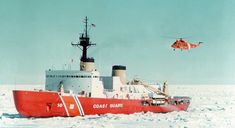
0 0 235 85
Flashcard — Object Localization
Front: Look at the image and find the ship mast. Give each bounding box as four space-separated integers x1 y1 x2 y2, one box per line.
72 17 96 71
72 16 96 62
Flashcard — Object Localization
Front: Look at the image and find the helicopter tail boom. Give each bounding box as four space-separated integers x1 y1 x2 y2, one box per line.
198 42 203 45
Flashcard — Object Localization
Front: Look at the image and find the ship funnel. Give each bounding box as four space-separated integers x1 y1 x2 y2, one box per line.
80 58 95 71
112 65 127 84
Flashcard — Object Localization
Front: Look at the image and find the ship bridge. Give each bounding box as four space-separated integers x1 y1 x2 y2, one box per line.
45 70 105 98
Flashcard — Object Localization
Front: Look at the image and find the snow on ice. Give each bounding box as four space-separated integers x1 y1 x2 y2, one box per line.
0 85 235 128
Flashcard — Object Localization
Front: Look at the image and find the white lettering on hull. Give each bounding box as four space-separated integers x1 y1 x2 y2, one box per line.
93 104 123 109
110 104 123 108
93 104 108 109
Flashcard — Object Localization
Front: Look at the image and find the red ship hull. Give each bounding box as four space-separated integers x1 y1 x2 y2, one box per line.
13 90 190 117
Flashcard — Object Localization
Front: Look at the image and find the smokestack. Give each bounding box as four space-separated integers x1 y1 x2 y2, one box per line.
112 65 127 84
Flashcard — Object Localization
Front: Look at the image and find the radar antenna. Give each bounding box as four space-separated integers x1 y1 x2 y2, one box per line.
71 16 96 62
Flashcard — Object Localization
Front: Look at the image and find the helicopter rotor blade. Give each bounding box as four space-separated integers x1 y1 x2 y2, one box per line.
161 35 178 39
162 35 192 40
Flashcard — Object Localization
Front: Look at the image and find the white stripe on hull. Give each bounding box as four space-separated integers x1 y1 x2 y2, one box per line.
58 94 70 117
73 96 85 116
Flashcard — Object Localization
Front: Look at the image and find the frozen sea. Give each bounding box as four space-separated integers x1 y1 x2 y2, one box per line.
0 85 235 128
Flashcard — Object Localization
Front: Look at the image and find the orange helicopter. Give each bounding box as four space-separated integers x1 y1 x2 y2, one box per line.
171 38 203 51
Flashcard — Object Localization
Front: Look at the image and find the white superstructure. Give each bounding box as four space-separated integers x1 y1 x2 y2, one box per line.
45 17 168 100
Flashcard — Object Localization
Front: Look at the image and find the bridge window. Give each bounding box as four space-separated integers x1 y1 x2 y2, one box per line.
46 75 93 78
